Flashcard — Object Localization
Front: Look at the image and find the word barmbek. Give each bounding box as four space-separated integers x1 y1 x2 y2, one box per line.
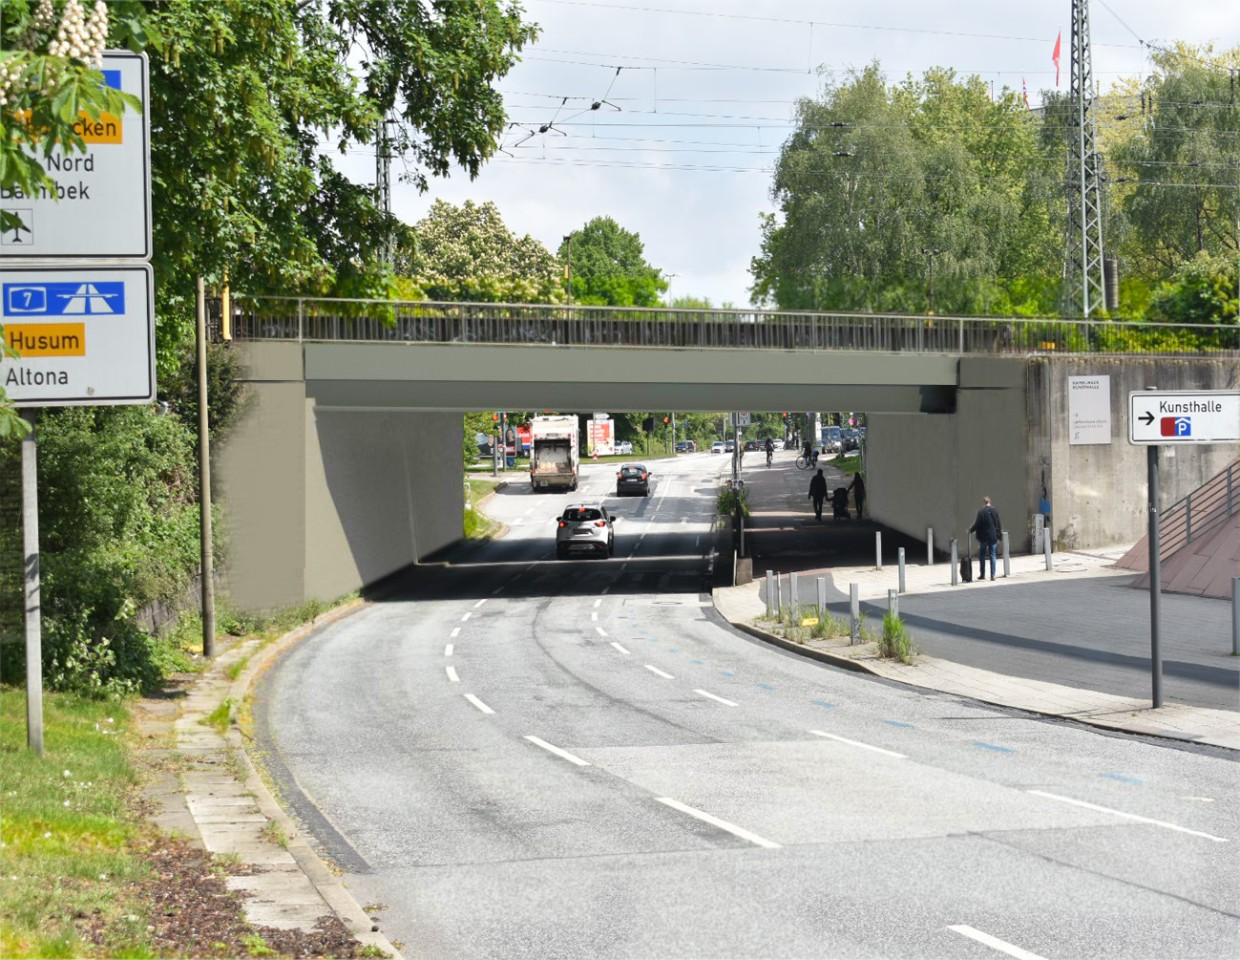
1 180 92 201
1158 399 1224 413
5 367 69 387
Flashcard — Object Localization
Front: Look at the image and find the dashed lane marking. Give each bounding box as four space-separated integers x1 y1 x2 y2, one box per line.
464 694 494 715
473 598 487 609
610 642 631 655
947 925 1047 960
450 627 461 639
460 612 472 623
644 664 675 680
524 735 590 767
444 644 454 657
655 797 780 849
809 730 906 759
445 666 460 683
596 626 608 637
695 689 738 707
1027 790 1228 842
592 598 602 608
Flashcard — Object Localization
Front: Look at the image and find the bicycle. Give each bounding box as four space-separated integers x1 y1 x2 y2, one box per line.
765 449 773 467
795 451 820 470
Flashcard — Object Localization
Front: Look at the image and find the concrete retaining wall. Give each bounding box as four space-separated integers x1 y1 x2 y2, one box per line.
217 343 462 610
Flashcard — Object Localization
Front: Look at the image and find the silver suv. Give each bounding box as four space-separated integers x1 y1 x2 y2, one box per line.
555 504 616 559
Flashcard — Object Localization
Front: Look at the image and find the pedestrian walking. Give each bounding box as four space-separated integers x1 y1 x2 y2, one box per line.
969 496 1002 581
847 472 866 519
808 469 827 521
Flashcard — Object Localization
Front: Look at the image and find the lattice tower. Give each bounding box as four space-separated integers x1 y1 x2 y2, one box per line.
1063 0 1107 318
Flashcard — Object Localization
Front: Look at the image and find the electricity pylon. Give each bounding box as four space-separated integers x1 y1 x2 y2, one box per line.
1063 0 1106 318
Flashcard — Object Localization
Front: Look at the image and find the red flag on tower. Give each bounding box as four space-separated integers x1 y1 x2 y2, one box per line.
1052 31 1062 87
1022 77 1031 110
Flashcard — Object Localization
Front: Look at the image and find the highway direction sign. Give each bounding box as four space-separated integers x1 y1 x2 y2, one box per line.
0 51 151 260
1 264 155 406
1128 390 1240 445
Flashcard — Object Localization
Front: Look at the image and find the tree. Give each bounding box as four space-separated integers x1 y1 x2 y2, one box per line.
751 64 1062 315
559 217 667 307
1147 253 1238 324
397 199 561 303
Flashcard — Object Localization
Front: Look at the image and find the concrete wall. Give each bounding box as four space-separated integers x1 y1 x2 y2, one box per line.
217 343 462 610
867 355 1238 555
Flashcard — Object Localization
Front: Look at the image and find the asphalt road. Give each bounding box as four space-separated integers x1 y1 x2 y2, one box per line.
256 451 1240 959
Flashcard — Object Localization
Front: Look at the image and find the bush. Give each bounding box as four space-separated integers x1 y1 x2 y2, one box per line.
716 485 750 517
878 612 917 664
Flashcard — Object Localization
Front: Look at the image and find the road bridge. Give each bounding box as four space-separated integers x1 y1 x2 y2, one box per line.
216 300 1237 610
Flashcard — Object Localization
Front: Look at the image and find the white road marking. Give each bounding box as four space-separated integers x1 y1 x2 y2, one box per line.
445 665 460 683
491 586 503 595
947 925 1047 960
644 664 675 679
610 642 631 655
444 644 454 657
695 689 738 707
1181 796 1215 803
460 612 472 622
450 627 461 639
524 735 590 767
656 797 780 849
596 626 608 637
592 598 602 608
601 586 610 594
1027 790 1229 842
464 694 494 715
591 611 598 621
809 730 906 759
473 598 487 608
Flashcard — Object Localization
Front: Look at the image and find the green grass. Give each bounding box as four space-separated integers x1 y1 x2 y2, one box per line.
833 454 862 474
0 689 152 958
878 613 918 664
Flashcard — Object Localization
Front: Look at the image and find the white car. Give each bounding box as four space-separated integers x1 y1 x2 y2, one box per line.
710 441 727 454
614 440 633 455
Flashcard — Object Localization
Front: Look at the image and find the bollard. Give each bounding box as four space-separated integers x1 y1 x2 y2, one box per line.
765 569 774 617
950 538 959 586
1033 513 1044 555
887 589 899 620
739 513 746 557
775 573 783 620
849 583 860 643
875 531 883 571
1044 527 1053 570
1232 577 1239 657
816 577 827 622
898 547 906 594
790 572 799 620
1002 531 1011 578
927 527 934 566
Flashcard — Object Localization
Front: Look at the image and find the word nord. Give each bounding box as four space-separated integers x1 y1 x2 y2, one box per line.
47 153 95 173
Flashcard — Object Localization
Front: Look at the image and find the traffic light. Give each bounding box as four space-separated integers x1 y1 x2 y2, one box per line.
662 417 670 425
642 416 655 432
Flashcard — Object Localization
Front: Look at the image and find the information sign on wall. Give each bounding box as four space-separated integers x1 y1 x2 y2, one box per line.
1068 375 1112 445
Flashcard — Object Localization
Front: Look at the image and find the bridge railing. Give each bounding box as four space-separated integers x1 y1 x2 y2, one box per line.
228 298 1240 357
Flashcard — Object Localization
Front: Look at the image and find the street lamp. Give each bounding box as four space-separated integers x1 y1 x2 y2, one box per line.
922 248 942 315
563 234 573 305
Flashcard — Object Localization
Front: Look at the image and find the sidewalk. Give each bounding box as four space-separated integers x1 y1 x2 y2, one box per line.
716 452 1240 751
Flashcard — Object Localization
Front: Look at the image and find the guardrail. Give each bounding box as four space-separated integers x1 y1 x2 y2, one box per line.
224 297 1240 357
1158 459 1239 561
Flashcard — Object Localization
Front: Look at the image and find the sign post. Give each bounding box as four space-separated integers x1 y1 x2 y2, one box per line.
1128 388 1240 708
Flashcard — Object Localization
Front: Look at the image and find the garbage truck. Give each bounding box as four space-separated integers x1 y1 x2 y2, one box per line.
530 415 579 491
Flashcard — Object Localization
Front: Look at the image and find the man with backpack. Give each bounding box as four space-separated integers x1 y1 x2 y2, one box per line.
969 496 1002 581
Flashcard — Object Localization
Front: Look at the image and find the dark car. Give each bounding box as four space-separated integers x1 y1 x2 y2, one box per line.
675 440 696 453
743 439 761 452
616 462 652 497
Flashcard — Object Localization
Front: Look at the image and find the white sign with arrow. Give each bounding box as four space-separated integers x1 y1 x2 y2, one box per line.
1128 391 1240 445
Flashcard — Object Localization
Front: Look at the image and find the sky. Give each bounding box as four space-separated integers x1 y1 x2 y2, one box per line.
350 1 1240 307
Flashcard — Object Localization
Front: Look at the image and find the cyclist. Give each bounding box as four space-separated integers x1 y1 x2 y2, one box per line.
764 437 774 466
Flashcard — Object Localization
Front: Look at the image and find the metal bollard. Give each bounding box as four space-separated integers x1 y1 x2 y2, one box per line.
790 572 799 619
927 527 934 566
1044 527 1053 570
1002 531 1010 578
875 531 883 571
1033 513 1044 555
1232 577 1238 657
816 577 827 622
888 589 899 620
775 573 782 619
849 583 860 643
898 547 906 594
950 539 959 586
765 569 774 617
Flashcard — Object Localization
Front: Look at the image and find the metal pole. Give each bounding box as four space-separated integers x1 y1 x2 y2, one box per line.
927 527 934 565
1147 442 1163 708
1232 577 1239 657
816 577 827 622
1044 523 1053 571
197 277 216 660
1033 513 1044 555
887 589 899 620
22 410 43 756
775 573 783 620
790 572 799 619
849 583 859 643
950 538 959 586
765 570 774 617
875 531 882 571
1002 531 1011 578
898 547 906 594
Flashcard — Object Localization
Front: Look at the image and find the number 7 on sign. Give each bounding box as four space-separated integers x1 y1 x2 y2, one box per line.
5 286 48 315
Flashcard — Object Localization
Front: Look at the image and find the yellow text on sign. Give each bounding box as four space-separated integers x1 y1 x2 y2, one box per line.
5 323 87 357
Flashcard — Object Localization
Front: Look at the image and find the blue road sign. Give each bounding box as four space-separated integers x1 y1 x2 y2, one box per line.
3 282 125 317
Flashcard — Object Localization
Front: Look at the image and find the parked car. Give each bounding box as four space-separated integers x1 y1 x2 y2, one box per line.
743 439 761 452
616 462 651 497
614 440 634 455
555 504 616 559
724 438 736 452
821 426 843 454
